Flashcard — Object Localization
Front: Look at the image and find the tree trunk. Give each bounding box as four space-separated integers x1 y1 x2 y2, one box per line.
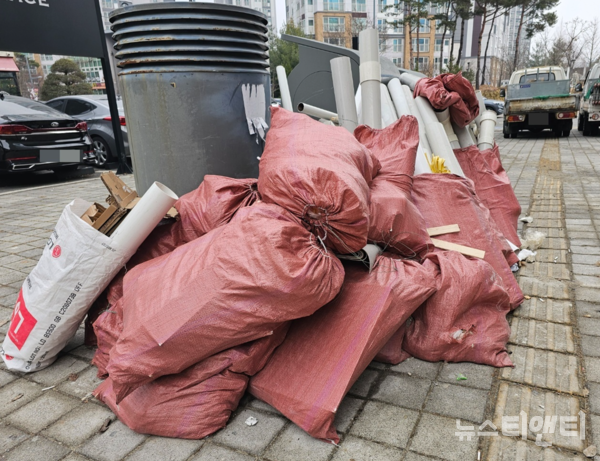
439 1 451 74
481 7 498 86
457 15 466 67
513 3 525 70
475 4 487 89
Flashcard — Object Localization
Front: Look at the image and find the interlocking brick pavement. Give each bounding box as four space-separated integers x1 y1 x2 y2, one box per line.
0 129 597 460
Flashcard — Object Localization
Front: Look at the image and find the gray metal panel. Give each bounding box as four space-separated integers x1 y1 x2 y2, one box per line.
507 80 571 100
282 34 426 114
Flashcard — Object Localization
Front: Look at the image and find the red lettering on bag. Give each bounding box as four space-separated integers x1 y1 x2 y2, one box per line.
52 246 61 258
8 291 37 350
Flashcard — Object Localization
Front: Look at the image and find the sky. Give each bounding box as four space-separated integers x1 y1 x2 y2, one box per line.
272 0 599 33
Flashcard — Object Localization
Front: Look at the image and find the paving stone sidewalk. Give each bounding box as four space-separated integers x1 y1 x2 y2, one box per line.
0 130 598 461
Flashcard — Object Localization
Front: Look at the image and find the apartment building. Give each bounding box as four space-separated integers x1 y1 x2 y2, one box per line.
214 0 277 30
459 5 531 86
287 0 454 75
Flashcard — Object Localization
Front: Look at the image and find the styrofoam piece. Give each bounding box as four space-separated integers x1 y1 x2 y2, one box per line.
399 72 422 90
331 57 358 133
478 110 497 151
435 108 460 149
359 29 382 129
388 78 411 117
401 85 432 154
276 66 293 112
380 83 398 128
452 121 476 147
297 102 337 122
111 182 178 250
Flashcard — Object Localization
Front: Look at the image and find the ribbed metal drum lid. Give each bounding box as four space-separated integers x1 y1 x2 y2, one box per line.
110 3 270 74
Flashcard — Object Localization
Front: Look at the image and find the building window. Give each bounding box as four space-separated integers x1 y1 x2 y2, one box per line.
392 38 402 52
392 23 403 34
324 37 344 46
378 0 385 11
309 19 314 26
412 56 430 69
323 0 342 11
392 57 402 67
323 16 345 32
434 57 448 66
411 38 429 52
352 0 366 12
435 39 442 52
308 0 313 4
418 18 430 33
444 39 450 48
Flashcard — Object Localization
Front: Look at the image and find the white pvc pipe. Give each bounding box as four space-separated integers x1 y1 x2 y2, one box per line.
414 96 465 177
478 110 497 151
435 108 460 149
402 85 432 154
380 83 398 128
388 78 411 117
359 29 382 129
399 72 422 90
297 102 338 122
276 66 293 112
111 182 178 251
330 57 358 133
355 85 363 125
452 121 476 148
474 90 486 131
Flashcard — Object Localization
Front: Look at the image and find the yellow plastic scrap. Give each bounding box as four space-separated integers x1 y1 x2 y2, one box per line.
424 151 451 174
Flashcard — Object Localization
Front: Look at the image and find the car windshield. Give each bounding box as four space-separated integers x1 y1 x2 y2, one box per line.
0 95 65 117
519 72 556 84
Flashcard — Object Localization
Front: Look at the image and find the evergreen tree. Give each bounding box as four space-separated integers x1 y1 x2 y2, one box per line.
40 58 92 101
269 20 306 98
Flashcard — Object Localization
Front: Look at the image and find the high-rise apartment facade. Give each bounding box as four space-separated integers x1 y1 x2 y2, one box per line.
286 0 454 75
214 0 277 30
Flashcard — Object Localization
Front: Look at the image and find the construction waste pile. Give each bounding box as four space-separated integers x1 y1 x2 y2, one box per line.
1 28 536 444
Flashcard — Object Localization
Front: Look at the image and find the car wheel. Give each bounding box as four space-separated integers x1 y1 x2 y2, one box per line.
92 136 113 167
583 117 592 136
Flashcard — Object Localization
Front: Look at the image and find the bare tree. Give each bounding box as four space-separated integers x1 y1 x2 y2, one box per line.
583 17 600 69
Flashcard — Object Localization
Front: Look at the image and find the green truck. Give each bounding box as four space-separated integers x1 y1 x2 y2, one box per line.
501 66 577 138
576 63 600 136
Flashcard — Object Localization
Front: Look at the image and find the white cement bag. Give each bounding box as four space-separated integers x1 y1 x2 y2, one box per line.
1 199 131 372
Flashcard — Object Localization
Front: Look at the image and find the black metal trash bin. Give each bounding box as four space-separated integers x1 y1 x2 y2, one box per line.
110 3 270 196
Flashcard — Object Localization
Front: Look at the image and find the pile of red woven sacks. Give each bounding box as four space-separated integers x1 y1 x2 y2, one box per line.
87 93 523 443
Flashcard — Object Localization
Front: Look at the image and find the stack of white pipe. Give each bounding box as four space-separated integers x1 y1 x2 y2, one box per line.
359 29 382 129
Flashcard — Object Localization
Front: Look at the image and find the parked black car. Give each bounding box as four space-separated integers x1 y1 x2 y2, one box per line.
0 92 94 173
484 98 505 115
46 95 129 167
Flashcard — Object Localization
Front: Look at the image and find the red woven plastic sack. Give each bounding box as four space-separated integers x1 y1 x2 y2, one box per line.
85 176 259 346
354 117 431 258
413 72 479 127
258 107 381 254
249 257 437 442
374 320 412 365
454 146 522 248
92 298 123 378
94 324 289 439
107 202 345 402
403 251 513 367
412 174 523 309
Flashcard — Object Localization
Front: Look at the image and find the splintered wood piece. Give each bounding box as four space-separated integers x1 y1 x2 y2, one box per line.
427 224 460 237
430 238 485 259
